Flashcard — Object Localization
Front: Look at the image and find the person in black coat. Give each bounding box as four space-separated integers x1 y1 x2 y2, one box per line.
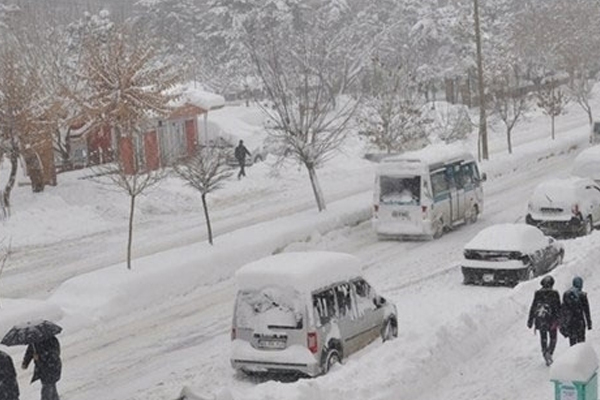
527 275 561 366
0 349 19 400
560 276 592 346
22 336 61 400
234 140 251 179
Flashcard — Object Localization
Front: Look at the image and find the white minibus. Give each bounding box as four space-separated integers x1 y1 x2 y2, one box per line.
372 147 485 239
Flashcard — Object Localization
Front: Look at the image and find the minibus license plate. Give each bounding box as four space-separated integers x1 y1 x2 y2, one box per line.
392 210 409 219
259 339 286 349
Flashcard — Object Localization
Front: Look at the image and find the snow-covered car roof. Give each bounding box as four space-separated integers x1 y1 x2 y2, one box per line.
572 145 600 181
530 177 594 205
464 223 549 254
235 251 362 293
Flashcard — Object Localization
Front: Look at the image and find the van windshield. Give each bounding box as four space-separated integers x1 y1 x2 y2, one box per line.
235 287 304 330
380 176 421 205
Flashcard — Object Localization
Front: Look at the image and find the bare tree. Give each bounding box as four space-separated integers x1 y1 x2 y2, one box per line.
358 57 428 153
173 147 233 245
244 15 361 212
78 22 180 269
0 238 11 307
536 81 569 141
93 139 165 270
566 68 595 132
76 22 180 157
490 68 529 154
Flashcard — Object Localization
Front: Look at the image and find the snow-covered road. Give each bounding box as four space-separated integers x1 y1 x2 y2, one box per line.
15 143 581 400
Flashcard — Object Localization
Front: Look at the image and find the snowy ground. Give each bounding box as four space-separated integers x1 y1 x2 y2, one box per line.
1 96 600 400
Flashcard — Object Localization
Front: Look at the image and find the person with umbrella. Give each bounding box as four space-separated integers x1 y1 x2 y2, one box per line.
1 320 62 400
0 349 19 400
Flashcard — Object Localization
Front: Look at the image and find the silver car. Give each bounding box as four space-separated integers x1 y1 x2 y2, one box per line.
230 251 398 377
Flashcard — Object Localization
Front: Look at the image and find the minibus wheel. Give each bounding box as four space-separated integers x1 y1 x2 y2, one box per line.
432 219 444 239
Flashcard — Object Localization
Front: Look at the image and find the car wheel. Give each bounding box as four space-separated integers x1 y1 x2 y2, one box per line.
584 216 593 236
526 266 535 281
381 318 398 342
556 251 564 267
466 205 479 224
322 349 341 374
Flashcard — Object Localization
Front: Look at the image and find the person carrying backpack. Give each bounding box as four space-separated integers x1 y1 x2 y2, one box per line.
560 276 592 346
527 275 561 366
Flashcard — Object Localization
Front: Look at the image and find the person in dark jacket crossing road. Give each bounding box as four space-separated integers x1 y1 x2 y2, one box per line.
560 276 592 346
528 275 561 366
0 349 19 400
22 336 62 400
234 140 251 179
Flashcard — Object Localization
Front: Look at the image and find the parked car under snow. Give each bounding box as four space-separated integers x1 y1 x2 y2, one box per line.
230 251 398 377
461 224 564 287
526 177 600 237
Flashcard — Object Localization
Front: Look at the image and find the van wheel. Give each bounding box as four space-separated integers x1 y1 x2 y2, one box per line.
432 219 444 239
381 318 398 342
466 206 479 224
322 349 340 374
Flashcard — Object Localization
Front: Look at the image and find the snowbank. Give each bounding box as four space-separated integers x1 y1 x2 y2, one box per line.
550 342 598 382
49 193 372 321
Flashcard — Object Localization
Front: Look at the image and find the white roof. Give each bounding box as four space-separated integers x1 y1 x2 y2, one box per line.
464 224 547 254
170 82 225 111
235 251 362 293
572 146 600 180
380 144 475 173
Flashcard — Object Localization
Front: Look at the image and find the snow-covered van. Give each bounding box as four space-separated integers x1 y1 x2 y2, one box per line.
372 146 485 239
230 251 398 377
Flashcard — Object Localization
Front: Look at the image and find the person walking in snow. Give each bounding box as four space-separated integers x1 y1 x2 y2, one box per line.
234 140 251 180
560 276 592 346
527 275 561 366
22 336 62 400
0 349 20 400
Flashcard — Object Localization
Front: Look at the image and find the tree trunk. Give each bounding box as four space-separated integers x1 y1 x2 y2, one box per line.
474 0 488 160
587 108 593 126
127 194 136 270
3 144 19 210
307 164 326 212
551 115 555 140
506 127 513 154
201 192 213 245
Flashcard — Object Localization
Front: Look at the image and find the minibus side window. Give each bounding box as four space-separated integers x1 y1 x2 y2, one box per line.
461 163 475 188
313 288 338 326
431 170 449 199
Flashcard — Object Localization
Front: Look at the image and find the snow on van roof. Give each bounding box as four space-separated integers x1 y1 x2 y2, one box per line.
572 145 600 180
235 251 362 292
381 143 475 169
464 223 547 254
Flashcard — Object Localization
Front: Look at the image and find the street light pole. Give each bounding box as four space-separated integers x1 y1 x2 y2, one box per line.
474 0 489 160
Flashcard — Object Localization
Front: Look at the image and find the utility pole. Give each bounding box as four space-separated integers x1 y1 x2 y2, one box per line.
474 0 489 160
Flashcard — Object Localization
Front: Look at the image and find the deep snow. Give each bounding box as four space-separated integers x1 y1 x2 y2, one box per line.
1 95 600 400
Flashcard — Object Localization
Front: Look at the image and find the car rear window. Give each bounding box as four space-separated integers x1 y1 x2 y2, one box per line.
235 287 304 330
380 176 421 205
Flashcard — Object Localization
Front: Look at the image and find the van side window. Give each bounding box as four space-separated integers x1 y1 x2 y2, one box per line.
431 170 449 198
460 163 475 187
453 164 464 189
352 279 376 315
334 283 353 319
313 289 338 326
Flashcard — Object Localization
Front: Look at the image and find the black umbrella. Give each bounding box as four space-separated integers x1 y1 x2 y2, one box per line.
1 320 62 346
